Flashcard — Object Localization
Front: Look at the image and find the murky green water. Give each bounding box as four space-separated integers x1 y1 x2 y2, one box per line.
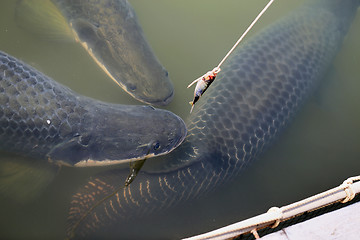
0 0 359 239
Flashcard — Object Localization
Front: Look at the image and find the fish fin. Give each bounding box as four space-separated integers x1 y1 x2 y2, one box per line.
125 159 146 186
0 153 59 204
15 0 74 42
190 103 195 113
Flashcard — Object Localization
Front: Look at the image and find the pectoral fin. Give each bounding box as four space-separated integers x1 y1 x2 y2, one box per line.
125 159 146 186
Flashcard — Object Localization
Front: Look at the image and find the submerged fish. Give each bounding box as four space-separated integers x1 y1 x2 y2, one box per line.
16 0 174 105
66 0 360 238
0 51 186 167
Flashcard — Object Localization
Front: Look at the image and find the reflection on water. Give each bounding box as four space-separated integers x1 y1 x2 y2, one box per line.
0 0 359 239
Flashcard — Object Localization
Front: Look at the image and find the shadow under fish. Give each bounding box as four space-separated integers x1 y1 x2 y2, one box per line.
15 0 174 106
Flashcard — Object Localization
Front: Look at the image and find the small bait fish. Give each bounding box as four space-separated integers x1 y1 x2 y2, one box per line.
187 67 220 113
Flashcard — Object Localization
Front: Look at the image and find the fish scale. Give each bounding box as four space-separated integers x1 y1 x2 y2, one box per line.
66 0 360 238
0 53 81 158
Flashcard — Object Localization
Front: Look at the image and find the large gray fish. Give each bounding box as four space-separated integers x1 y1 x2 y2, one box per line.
16 0 174 105
0 51 186 166
66 0 360 238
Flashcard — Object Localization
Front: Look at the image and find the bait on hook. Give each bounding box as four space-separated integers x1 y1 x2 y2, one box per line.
187 67 220 113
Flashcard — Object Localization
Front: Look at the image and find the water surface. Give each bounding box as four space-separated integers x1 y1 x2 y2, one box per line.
0 0 359 239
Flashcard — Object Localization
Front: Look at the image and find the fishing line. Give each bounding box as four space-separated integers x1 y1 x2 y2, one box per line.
216 0 275 70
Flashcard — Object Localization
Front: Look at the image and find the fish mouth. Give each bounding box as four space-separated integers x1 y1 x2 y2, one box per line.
172 133 186 151
147 88 174 106
73 155 156 167
172 115 188 150
135 74 175 106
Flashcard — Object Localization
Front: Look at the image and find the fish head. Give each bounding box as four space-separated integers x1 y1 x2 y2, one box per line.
69 1 174 106
47 104 186 167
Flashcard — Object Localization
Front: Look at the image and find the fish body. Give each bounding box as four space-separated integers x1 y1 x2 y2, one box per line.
67 0 360 237
0 51 186 166
48 0 174 105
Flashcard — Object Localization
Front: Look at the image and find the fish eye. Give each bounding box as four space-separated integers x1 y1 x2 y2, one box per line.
128 83 137 91
153 142 160 151
79 134 92 146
